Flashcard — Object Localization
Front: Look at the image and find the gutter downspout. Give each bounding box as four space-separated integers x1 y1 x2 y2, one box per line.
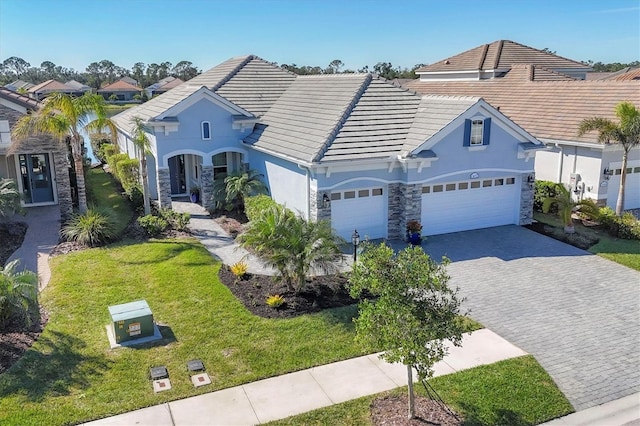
556 144 563 183
298 164 311 219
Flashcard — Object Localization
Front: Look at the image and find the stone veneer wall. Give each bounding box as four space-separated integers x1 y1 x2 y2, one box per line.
388 183 422 240
519 173 535 225
311 188 332 222
156 168 172 209
200 165 213 210
1 104 73 219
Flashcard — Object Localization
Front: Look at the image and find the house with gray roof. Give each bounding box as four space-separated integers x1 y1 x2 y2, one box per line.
407 40 640 211
113 55 544 239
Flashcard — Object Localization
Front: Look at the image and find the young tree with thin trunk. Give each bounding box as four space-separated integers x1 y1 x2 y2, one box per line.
349 243 467 419
578 102 640 216
130 116 152 215
11 92 117 213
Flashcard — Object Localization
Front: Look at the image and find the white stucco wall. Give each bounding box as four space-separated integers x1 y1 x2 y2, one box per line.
264 160 308 218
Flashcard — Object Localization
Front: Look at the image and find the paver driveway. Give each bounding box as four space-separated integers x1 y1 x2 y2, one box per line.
420 225 639 411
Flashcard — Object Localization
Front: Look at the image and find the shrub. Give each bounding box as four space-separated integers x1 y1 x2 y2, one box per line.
266 294 285 308
90 137 113 164
61 208 116 247
159 208 191 231
99 143 118 164
599 207 640 240
114 158 139 192
230 261 248 278
125 185 144 213
137 214 168 237
534 180 560 213
244 195 278 222
0 178 24 220
0 260 38 331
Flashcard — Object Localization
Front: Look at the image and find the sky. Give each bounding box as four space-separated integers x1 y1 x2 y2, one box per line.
0 0 638 74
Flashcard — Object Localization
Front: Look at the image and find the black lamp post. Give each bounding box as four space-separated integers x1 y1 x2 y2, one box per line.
351 229 360 262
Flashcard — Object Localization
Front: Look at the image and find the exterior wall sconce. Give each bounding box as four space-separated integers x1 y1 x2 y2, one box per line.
603 168 613 180
352 229 360 262
322 193 330 208
527 174 535 183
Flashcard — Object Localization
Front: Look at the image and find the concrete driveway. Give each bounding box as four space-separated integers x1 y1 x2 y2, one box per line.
419 225 639 411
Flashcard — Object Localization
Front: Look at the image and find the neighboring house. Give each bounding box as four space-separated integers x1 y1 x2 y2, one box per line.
113 55 544 239
98 79 141 102
4 80 34 93
65 79 92 94
0 88 72 218
144 76 184 98
406 40 640 211
119 76 138 86
27 79 81 100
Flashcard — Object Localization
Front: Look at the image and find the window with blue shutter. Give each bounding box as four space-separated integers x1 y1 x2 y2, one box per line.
463 117 491 146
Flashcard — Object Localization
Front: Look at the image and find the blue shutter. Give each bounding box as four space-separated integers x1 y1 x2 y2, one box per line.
483 117 491 145
463 119 471 147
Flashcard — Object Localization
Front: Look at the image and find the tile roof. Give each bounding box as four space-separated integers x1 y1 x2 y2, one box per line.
28 79 75 93
98 80 141 92
417 40 591 73
5 80 34 91
405 78 640 144
0 87 40 110
503 64 577 82
589 67 640 81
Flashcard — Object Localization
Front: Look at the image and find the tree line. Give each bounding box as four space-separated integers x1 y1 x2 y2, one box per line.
2 55 638 90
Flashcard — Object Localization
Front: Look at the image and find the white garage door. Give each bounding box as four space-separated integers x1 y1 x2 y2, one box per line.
331 187 387 240
421 177 520 236
607 165 640 210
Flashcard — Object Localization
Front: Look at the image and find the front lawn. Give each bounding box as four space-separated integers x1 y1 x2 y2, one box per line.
533 212 640 271
85 167 133 236
267 355 573 425
0 239 365 425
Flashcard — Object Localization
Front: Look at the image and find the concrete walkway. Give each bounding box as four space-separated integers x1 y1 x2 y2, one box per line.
84 329 527 426
6 205 60 290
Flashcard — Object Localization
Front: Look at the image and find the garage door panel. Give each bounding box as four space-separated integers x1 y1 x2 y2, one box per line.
608 171 640 210
422 179 519 236
331 187 387 240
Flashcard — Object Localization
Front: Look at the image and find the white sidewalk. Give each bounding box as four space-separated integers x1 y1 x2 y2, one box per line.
84 329 526 425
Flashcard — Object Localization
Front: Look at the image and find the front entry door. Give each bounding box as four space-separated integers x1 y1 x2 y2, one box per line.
19 153 55 204
168 155 186 195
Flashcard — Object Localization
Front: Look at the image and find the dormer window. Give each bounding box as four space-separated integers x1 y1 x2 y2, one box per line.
463 117 491 147
201 121 211 140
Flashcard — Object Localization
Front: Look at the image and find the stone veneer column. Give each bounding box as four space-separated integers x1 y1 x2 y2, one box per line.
156 168 172 209
388 183 422 240
403 183 422 231
53 152 72 220
312 188 331 222
519 173 535 225
200 165 214 210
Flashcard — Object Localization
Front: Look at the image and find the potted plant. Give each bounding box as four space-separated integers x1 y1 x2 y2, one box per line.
189 185 200 203
406 220 423 245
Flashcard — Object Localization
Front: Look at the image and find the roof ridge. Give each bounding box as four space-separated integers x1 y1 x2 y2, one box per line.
493 40 504 69
211 55 256 91
506 40 591 69
312 73 372 162
478 43 490 69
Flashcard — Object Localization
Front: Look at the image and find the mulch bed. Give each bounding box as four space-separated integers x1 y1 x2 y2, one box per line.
0 308 48 374
371 395 462 425
0 222 28 266
218 266 356 318
525 221 599 250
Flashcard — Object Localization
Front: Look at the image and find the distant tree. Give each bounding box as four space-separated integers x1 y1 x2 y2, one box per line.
171 60 200 81
578 102 640 215
541 47 557 55
3 56 30 76
325 59 344 74
131 62 146 87
158 61 172 80
86 61 104 89
349 243 467 419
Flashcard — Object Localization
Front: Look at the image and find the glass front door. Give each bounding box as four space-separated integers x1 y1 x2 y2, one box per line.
19 153 55 204
168 155 186 195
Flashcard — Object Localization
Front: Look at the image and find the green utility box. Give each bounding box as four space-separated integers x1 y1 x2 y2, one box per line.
108 300 154 344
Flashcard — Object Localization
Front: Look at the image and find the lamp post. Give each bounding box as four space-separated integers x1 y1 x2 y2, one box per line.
351 229 360 262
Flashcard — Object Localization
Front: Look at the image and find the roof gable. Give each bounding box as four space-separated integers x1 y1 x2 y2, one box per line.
156 86 254 120
0 87 40 111
417 40 592 74
98 80 141 92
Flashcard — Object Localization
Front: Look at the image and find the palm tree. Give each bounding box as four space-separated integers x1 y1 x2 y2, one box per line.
130 116 152 215
0 178 23 220
223 169 268 212
0 260 38 330
238 205 344 292
12 92 117 213
542 183 600 233
578 102 640 216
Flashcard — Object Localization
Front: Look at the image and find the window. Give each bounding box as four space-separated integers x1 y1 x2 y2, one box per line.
634 167 640 173
506 177 515 185
201 121 211 140
433 185 443 193
422 186 430 194
458 182 468 190
463 117 491 147
372 188 383 196
446 183 456 191
494 178 504 186
470 181 480 189
626 168 632 174
470 120 484 145
482 180 492 187
358 190 369 197
331 193 341 201
615 169 622 175
344 191 355 199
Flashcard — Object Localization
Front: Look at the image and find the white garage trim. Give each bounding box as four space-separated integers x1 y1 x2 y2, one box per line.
421 177 520 236
331 187 387 240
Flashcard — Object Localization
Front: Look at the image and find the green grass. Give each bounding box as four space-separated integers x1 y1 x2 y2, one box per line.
85 167 133 236
533 212 640 271
267 356 573 426
0 239 366 425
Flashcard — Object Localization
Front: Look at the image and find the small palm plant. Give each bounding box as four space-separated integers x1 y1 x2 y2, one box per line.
0 178 23 221
221 169 269 213
542 184 600 234
60 208 116 246
0 260 38 331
